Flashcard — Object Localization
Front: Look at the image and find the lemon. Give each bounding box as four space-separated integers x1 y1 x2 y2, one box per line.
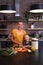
31 46 36 52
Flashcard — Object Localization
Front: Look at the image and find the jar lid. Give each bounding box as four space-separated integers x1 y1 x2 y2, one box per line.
32 38 38 41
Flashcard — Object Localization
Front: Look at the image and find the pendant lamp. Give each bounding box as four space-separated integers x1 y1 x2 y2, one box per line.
29 3 43 13
0 4 16 13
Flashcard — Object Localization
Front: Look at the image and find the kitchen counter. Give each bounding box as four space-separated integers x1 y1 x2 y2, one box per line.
39 37 43 41
0 41 43 65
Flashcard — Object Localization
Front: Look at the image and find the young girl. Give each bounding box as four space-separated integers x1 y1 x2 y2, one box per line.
23 34 36 52
23 34 31 47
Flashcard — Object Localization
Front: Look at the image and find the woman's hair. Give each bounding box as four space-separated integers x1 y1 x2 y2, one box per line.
17 21 23 24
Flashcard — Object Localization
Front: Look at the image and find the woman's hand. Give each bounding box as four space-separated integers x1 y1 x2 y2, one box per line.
18 42 23 47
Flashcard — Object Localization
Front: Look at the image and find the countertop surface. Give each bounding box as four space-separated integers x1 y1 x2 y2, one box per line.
39 37 43 41
0 41 43 65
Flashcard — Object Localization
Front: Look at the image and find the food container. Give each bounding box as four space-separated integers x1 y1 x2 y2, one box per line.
32 38 38 50
31 23 34 29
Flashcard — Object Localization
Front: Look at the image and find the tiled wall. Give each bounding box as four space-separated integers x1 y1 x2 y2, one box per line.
7 21 28 34
6 21 43 36
20 0 43 18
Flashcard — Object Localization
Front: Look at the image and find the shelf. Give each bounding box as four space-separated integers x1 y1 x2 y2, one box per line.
0 38 10 42
0 33 8 35
0 19 26 22
0 38 8 41
0 20 8 23
39 37 43 41
26 28 43 31
28 19 43 22
0 29 8 30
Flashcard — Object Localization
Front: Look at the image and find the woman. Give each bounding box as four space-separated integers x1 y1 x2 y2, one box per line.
11 21 26 47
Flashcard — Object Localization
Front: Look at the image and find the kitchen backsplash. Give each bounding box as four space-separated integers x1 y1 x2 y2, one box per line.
0 21 43 38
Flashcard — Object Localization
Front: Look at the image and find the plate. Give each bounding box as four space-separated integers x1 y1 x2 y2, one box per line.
14 47 28 52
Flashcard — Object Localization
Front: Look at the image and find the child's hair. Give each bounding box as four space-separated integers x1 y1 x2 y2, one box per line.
23 34 30 41
23 34 31 45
